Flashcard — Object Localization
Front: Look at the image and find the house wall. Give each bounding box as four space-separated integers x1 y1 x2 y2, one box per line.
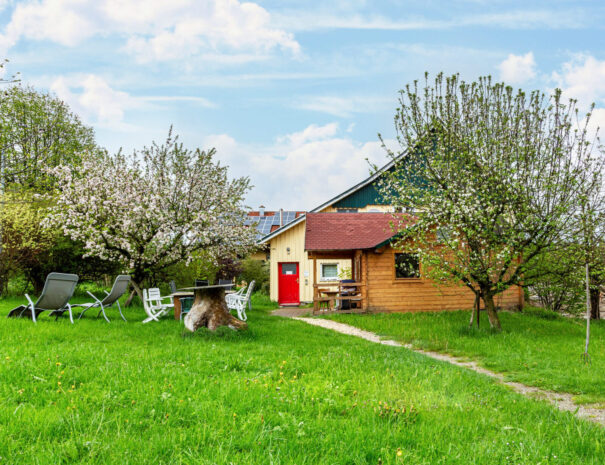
249 250 269 261
364 246 522 312
269 220 351 303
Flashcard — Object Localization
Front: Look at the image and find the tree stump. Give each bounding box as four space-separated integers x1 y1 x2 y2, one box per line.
184 285 247 332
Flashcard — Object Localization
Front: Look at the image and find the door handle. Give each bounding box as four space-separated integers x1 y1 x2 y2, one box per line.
296 279 299 283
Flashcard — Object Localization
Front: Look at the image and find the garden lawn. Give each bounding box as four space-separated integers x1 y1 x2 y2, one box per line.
0 297 604 464
325 307 605 405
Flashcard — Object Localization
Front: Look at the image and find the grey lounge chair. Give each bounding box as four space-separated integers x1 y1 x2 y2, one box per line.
7 273 79 324
75 275 130 322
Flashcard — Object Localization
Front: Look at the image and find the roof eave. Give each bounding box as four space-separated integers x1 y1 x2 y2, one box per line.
257 154 405 243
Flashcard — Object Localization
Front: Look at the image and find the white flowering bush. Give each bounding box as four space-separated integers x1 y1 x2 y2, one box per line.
50 131 256 298
380 73 605 329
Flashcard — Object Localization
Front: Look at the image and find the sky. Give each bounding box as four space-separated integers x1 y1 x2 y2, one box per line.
1 0 604 210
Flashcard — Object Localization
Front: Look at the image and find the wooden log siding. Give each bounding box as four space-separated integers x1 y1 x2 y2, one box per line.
364 247 522 313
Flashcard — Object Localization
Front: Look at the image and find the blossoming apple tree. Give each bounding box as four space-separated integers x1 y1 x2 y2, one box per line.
51 131 256 301
380 73 605 330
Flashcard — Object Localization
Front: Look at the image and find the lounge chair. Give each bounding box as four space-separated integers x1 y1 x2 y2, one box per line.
7 273 79 324
226 280 255 321
74 275 130 322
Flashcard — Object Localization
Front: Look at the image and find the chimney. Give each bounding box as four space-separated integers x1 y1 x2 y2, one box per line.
280 208 283 227
259 205 265 217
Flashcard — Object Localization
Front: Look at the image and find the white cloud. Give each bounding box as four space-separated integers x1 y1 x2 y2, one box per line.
0 0 299 63
293 95 392 118
275 8 586 32
552 54 605 108
49 74 218 130
51 74 138 130
280 123 339 147
205 123 392 210
498 52 536 84
141 96 217 108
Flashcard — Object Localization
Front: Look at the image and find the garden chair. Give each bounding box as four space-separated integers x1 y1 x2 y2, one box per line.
75 275 130 322
178 297 194 322
218 279 233 286
169 281 177 294
7 272 79 324
226 280 255 321
142 287 174 323
195 279 209 287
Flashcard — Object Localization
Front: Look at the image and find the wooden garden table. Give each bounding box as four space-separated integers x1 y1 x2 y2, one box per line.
179 284 246 332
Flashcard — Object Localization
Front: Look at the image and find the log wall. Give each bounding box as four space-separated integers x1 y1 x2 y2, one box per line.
365 247 522 313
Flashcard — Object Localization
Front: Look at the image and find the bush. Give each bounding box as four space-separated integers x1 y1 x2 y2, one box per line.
526 249 584 314
238 258 269 294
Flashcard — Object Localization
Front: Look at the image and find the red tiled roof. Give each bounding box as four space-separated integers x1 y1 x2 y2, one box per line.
305 212 415 251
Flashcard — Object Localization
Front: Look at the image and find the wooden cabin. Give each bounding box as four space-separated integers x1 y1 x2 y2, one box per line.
305 212 523 313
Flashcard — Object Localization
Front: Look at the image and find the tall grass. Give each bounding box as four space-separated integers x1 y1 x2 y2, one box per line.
326 307 605 404
0 298 603 464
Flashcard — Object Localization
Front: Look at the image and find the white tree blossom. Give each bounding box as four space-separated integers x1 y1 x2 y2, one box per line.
381 73 605 330
50 130 256 297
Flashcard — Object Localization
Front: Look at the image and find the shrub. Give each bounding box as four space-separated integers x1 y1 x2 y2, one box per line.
238 258 269 294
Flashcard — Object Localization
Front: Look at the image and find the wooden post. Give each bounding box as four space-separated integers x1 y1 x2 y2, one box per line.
361 251 369 311
312 256 318 314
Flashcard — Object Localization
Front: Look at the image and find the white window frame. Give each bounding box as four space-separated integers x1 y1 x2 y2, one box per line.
320 263 339 281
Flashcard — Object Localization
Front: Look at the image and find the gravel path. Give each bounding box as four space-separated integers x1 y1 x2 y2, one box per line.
293 317 605 427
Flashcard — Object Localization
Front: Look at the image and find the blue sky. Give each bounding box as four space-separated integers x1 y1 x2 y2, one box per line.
1 0 605 209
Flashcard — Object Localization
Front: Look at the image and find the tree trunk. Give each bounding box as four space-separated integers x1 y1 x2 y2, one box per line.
590 287 600 320
584 263 591 358
184 286 247 332
469 292 480 328
482 292 501 330
124 289 137 307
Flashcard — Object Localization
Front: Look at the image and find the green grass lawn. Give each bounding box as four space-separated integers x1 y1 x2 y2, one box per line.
324 307 605 405
1 296 604 464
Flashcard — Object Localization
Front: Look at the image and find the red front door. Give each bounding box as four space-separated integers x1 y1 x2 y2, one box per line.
278 262 300 305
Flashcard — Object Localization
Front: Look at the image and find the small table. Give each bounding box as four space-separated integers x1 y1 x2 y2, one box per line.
319 289 339 311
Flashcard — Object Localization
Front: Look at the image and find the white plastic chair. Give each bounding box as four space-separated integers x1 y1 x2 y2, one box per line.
142 288 174 323
226 280 255 321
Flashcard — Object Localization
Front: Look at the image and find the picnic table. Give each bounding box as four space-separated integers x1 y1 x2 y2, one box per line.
179 284 246 332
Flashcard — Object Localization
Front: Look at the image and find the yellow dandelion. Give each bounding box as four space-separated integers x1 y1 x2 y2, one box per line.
397 449 403 457
56 362 61 366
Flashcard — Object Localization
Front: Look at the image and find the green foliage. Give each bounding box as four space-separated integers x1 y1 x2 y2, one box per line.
0 191 55 293
526 248 585 314
238 257 269 293
0 297 603 464
338 266 352 280
0 191 120 295
0 85 97 192
162 250 219 288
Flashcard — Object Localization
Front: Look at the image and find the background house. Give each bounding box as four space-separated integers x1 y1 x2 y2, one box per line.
259 160 398 305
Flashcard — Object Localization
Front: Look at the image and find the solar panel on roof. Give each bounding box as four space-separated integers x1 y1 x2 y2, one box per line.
246 211 301 240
